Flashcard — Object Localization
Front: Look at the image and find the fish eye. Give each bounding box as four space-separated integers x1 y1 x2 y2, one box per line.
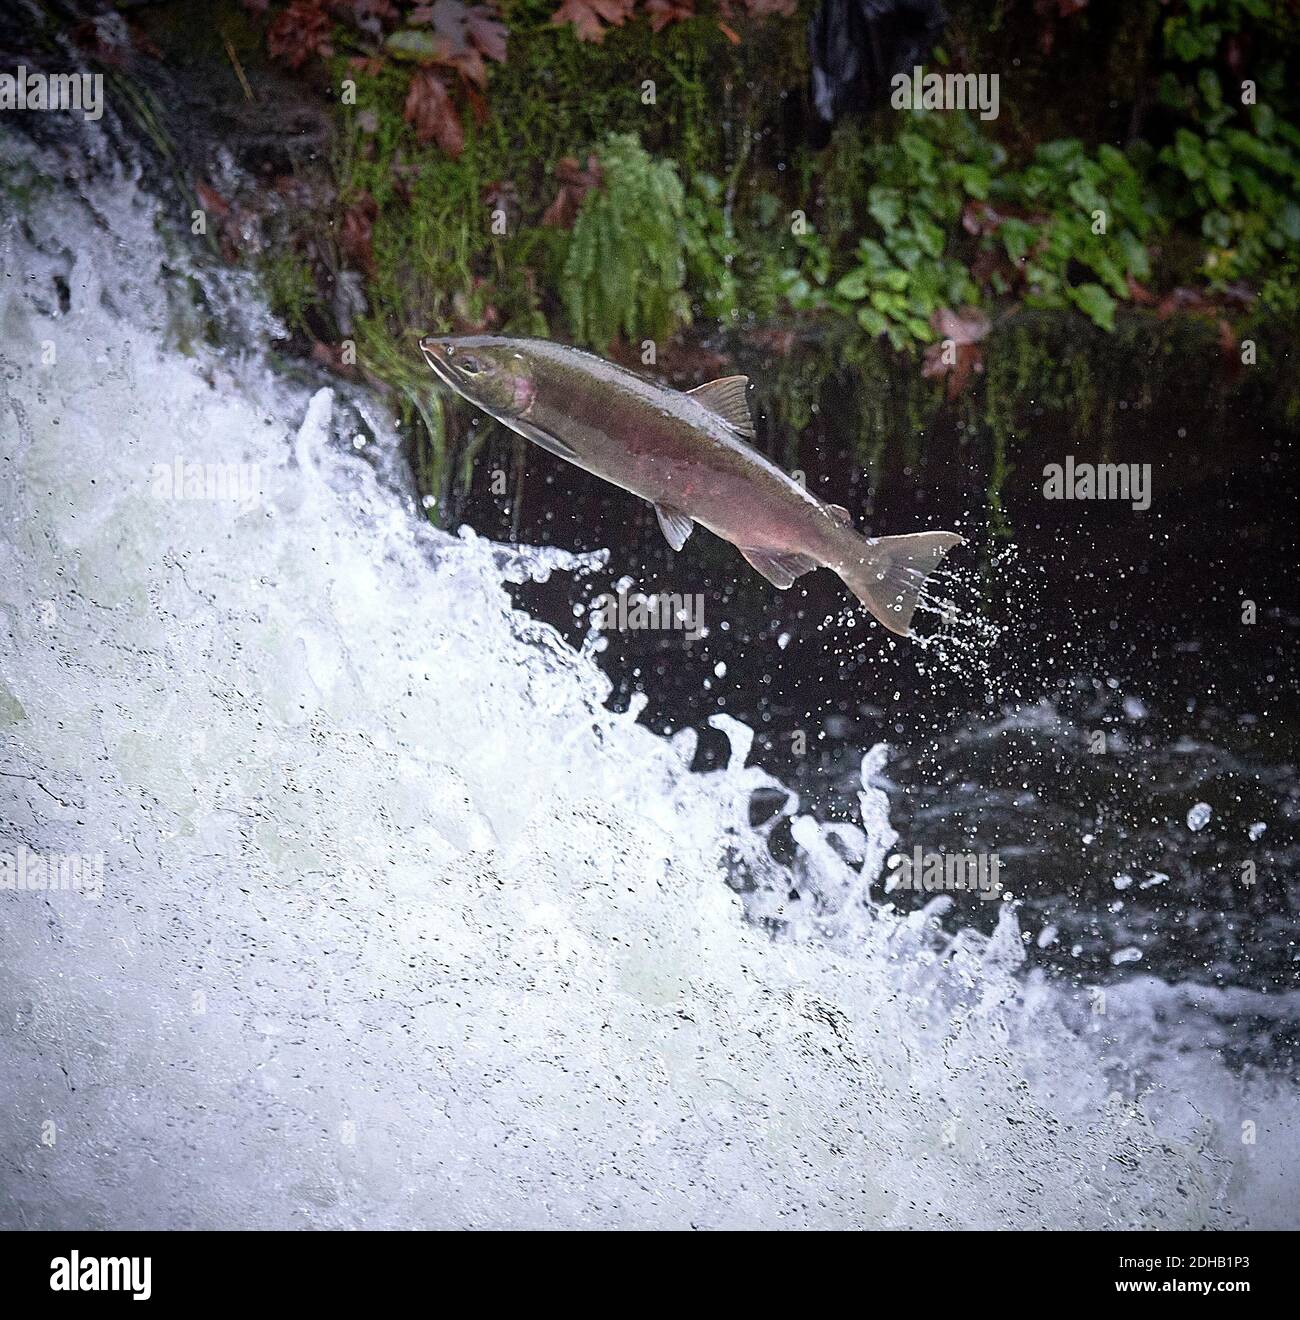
458 356 485 375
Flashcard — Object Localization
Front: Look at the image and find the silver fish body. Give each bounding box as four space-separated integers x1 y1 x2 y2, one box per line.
420 334 962 634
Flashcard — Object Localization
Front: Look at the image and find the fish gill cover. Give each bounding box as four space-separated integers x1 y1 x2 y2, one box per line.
0 126 1296 1230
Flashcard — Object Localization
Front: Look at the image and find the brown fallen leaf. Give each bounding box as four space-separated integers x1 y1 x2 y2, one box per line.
541 154 602 228
403 68 465 157
961 199 1006 237
645 0 695 31
1218 317 1248 382
922 306 991 401
1156 286 1211 320
549 0 636 44
408 1 504 87
195 181 231 220
340 193 379 276
311 339 359 377
466 5 508 64
452 280 500 333
267 0 335 68
734 0 797 16
750 327 798 357
1126 274 1157 306
349 0 400 37
934 306 992 345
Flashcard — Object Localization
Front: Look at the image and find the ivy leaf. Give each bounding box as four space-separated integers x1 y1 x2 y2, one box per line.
1280 203 1300 244
867 186 903 231
1069 282 1116 330
403 69 465 157
1117 229 1150 281
960 164 990 199
1173 129 1206 181
857 307 888 337
1205 168 1233 207
549 0 635 44
1201 210 1232 247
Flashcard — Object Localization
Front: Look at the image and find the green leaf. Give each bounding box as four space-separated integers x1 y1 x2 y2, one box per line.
1279 203 1300 244
1000 219 1034 264
914 218 946 258
1174 129 1206 180
1202 210 1233 246
1069 282 1117 331
857 307 888 337
867 187 904 231
384 29 438 60
1197 68 1223 111
889 238 924 271
1118 229 1150 280
1206 169 1234 206
960 165 990 199
900 133 936 169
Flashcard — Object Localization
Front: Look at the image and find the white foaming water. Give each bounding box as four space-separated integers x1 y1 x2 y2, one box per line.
1 133 1296 1229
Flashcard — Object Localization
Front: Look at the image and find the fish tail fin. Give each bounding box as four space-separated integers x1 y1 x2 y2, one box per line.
836 531 964 636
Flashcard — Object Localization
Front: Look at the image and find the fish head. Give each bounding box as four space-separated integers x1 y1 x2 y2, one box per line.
419 336 536 418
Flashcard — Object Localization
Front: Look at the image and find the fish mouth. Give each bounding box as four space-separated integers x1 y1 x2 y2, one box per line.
419 337 460 391
419 336 447 370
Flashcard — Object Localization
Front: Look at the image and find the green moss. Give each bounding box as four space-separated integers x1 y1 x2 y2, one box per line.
260 249 319 335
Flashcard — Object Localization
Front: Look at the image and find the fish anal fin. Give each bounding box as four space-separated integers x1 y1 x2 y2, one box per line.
687 376 755 438
654 503 694 551
738 546 818 589
826 503 852 526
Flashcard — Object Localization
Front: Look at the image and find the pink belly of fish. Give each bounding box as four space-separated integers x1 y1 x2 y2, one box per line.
633 451 812 555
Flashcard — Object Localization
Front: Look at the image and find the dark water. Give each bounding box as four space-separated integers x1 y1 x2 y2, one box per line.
472 390 1299 1001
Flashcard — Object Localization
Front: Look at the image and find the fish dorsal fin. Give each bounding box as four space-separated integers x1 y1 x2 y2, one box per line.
738 546 818 589
654 503 694 551
688 375 754 438
826 503 852 526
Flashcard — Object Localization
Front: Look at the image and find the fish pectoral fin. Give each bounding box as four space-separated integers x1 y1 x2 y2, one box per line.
738 546 818 589
654 503 694 551
826 503 853 526
510 417 579 463
687 376 755 438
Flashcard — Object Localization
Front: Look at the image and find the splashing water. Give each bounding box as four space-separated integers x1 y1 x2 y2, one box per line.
1 130 1297 1230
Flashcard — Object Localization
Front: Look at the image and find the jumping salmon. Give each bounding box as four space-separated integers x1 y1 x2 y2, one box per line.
419 335 962 635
